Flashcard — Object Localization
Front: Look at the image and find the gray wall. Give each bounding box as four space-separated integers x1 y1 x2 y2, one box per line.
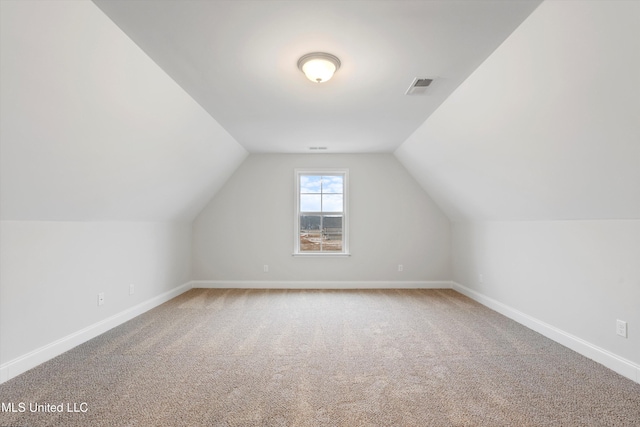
0 221 192 366
193 154 451 284
451 220 640 368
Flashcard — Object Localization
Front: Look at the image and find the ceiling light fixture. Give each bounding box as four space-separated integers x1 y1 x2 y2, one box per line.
297 52 341 83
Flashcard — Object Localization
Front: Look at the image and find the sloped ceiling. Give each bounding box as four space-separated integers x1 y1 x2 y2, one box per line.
3 0 635 225
395 0 640 221
0 0 247 222
92 0 541 153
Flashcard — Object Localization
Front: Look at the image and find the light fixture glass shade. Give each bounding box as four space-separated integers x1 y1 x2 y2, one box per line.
297 52 341 83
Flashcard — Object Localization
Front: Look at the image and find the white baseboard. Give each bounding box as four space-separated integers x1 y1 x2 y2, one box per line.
191 280 453 289
0 282 193 385
452 281 640 385
8 280 635 386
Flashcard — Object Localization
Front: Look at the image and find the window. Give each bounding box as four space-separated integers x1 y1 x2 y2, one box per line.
294 169 349 255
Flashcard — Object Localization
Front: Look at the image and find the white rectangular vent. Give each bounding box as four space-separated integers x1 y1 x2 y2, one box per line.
405 78 433 95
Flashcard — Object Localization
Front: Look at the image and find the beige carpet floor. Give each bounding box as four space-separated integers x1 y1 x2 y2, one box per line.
1 288 639 426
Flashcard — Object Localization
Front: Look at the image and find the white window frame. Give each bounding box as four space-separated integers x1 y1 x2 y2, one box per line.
293 168 350 256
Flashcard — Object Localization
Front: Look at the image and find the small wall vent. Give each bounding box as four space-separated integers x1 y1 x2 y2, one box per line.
405 78 433 95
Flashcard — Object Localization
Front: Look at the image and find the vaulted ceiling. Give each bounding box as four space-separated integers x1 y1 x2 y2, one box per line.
1 0 637 223
92 0 542 153
396 0 640 221
0 0 247 221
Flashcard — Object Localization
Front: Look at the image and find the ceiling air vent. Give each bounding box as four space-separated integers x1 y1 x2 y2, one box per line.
405 78 433 95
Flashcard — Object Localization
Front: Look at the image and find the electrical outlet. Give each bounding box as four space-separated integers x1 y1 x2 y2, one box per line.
98 292 104 306
398 264 403 272
129 284 135 295
616 319 628 338
479 274 484 284
263 265 269 273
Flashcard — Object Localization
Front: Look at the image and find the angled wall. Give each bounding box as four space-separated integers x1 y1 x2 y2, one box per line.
1 1 247 223
193 154 451 287
395 0 640 381
0 0 246 382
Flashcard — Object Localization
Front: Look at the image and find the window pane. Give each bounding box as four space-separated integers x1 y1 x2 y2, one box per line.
300 194 321 212
322 215 343 251
322 194 343 212
322 176 343 193
295 169 347 255
300 215 321 251
300 215 321 231
300 175 321 193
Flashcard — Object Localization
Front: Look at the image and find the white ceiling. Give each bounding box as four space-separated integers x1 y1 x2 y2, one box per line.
92 0 541 153
0 0 247 221
396 0 640 221
3 0 635 224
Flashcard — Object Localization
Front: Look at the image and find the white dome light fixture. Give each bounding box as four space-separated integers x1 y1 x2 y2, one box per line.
297 52 341 83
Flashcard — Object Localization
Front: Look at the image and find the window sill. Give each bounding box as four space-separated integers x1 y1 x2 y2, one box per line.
292 252 351 257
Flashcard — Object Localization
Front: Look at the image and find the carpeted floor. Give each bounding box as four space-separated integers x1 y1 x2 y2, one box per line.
1 288 639 426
